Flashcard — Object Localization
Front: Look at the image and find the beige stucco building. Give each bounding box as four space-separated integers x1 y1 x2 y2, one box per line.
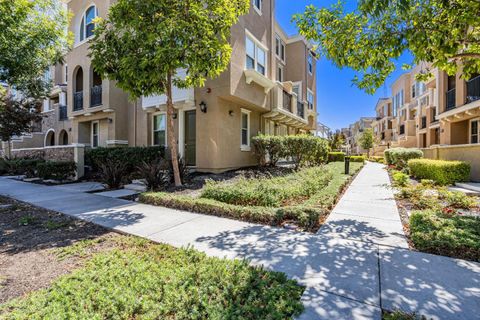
6 0 318 173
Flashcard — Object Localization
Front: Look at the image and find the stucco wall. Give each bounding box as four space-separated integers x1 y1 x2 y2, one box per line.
9 146 75 161
421 144 480 182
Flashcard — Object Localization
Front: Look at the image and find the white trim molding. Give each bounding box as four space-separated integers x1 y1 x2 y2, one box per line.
240 108 251 152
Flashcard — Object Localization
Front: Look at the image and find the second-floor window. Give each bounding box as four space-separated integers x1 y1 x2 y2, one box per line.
80 6 97 42
412 81 426 98
471 119 479 144
307 89 314 109
277 65 283 82
253 0 262 13
246 33 267 76
275 35 285 61
392 89 404 116
308 53 313 75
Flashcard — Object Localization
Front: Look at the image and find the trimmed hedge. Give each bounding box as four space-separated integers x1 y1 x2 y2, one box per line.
86 146 166 173
37 161 76 180
384 148 423 169
328 152 345 162
408 159 470 185
5 159 45 177
252 134 330 168
349 156 366 163
368 156 384 163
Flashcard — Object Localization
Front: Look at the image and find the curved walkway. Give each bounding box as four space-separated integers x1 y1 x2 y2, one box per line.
0 162 478 319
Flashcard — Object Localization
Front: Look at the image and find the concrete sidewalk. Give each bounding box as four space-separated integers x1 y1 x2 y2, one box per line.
0 163 478 320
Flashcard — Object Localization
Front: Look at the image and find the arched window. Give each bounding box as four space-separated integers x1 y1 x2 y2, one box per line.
59 130 69 145
80 6 97 42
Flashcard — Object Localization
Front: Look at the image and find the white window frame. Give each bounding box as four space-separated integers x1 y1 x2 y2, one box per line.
252 0 262 15
240 108 251 151
470 118 479 144
245 30 268 76
308 53 314 75
292 82 303 101
307 89 314 109
79 5 97 43
275 34 286 62
152 112 167 147
91 120 99 148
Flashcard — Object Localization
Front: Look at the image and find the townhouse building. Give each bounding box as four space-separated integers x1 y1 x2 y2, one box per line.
345 117 375 154
372 98 394 145
5 0 318 173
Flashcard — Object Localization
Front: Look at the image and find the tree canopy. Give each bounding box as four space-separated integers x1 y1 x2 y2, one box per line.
358 128 374 156
294 0 480 94
90 0 249 185
0 0 70 96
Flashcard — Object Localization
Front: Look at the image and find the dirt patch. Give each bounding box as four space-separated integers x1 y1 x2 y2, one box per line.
0 196 118 304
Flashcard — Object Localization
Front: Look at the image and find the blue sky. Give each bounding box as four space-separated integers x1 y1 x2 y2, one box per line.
275 0 412 130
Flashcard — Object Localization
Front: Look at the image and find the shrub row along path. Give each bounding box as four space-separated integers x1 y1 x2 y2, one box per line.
1 162 479 320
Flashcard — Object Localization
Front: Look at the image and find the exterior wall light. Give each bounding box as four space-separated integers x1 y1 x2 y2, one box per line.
199 101 207 113
229 110 234 117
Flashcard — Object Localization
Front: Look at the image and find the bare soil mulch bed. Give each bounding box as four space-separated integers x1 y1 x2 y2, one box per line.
0 196 120 304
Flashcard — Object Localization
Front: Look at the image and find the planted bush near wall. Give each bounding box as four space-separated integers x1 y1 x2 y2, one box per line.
408 159 471 185
349 155 366 163
384 148 423 169
252 134 330 168
86 146 166 173
6 158 45 177
327 152 345 162
37 161 76 180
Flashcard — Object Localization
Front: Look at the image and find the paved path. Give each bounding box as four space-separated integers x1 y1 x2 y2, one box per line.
1 163 479 320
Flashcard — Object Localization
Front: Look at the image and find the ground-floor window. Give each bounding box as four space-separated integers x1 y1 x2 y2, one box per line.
153 113 167 147
471 119 479 144
91 121 99 148
241 109 251 151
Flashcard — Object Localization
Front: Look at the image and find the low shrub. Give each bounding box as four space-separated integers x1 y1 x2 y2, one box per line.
137 159 169 191
328 152 345 162
368 156 384 163
384 148 423 169
6 158 45 177
98 160 128 189
408 159 470 185
410 209 480 261
37 161 76 180
439 190 478 209
86 146 166 175
252 135 285 166
392 171 410 187
201 166 334 207
349 155 366 163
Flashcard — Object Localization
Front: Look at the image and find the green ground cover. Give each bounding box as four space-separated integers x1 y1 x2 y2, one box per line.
141 162 363 231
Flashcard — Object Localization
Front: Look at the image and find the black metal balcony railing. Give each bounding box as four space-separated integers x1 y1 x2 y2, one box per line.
90 85 102 107
421 116 427 129
446 88 456 111
73 91 83 111
399 124 405 135
466 75 480 104
282 90 292 113
59 105 68 121
297 101 305 118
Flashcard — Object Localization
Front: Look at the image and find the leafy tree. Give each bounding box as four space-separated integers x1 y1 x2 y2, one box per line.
358 128 374 157
0 87 43 158
329 132 346 151
294 0 480 94
0 0 70 95
90 0 250 186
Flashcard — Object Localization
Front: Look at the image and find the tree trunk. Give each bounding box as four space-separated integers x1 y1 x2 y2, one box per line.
166 72 182 187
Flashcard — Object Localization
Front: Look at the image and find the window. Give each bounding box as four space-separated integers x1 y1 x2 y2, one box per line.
275 35 285 61
292 83 302 100
307 89 314 109
412 81 426 98
308 53 313 75
253 0 262 14
241 109 251 150
153 113 167 146
471 119 479 144
277 65 283 82
91 121 99 148
245 32 267 76
392 89 404 116
80 6 97 42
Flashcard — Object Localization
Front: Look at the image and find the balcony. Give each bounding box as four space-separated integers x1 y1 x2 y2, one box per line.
297 101 305 119
244 69 275 94
73 91 83 111
263 83 308 128
142 70 195 110
59 105 68 121
446 88 456 111
466 75 480 104
90 85 102 108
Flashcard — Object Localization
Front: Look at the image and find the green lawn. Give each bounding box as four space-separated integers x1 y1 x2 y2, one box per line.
141 162 363 231
0 237 304 320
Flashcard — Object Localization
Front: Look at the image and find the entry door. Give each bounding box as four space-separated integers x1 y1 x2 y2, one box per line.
184 110 196 166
